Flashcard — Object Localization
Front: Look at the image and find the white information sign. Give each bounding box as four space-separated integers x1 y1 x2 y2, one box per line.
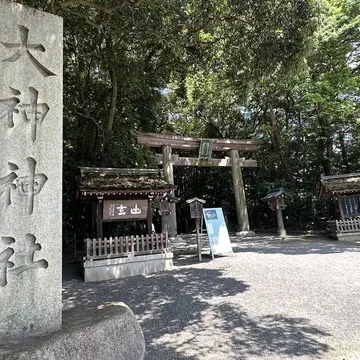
203 208 233 256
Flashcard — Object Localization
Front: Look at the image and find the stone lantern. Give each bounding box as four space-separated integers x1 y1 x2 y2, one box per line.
261 188 291 237
186 197 206 261
157 193 180 236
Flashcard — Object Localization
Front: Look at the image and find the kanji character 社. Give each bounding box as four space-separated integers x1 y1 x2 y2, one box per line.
0 237 15 287
10 234 48 276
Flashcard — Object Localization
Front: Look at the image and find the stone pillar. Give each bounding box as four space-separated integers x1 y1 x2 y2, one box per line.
276 199 287 237
230 150 254 236
0 2 63 342
162 145 177 237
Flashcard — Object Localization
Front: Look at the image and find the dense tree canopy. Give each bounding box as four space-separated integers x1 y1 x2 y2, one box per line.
15 0 360 240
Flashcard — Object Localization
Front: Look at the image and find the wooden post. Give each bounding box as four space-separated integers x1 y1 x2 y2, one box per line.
96 199 103 239
196 218 202 262
338 196 345 220
91 202 97 235
230 150 253 235
275 200 286 237
162 145 177 236
147 198 153 235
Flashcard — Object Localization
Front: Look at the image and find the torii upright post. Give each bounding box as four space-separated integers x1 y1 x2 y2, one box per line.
162 145 177 237
230 150 254 235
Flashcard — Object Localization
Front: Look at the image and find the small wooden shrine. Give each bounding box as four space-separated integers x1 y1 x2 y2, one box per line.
320 173 360 240
78 167 177 281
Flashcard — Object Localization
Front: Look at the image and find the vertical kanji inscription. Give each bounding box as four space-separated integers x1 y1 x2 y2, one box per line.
0 2 63 340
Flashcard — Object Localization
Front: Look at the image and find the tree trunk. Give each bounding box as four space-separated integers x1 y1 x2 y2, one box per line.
268 103 294 184
339 132 350 173
100 36 118 166
316 104 332 176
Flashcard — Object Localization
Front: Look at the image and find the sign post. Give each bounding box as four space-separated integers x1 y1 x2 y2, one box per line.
186 197 206 262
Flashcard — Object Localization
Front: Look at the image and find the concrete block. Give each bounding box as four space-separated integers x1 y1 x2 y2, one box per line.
84 252 173 282
336 232 360 242
236 231 255 237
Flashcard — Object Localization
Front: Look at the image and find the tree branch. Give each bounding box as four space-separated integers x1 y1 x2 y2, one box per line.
61 7 102 29
59 0 135 15
73 108 104 132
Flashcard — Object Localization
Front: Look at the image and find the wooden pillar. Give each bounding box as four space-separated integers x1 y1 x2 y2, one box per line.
91 202 97 236
338 196 345 220
147 198 153 235
196 218 202 262
96 199 103 239
230 150 253 235
162 145 177 236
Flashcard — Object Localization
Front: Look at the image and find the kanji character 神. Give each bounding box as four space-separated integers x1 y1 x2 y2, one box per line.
0 87 20 128
0 87 50 142
16 157 48 215
1 25 56 77
18 87 50 142
0 162 18 207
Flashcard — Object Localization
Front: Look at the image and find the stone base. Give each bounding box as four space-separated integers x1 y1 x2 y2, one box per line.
336 232 360 242
0 303 145 360
278 229 287 238
83 252 173 282
236 230 255 237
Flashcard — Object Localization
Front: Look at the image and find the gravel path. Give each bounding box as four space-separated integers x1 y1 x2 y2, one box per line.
63 235 360 360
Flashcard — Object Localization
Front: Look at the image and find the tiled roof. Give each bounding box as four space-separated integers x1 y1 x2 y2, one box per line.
261 188 291 201
320 173 360 197
78 167 174 192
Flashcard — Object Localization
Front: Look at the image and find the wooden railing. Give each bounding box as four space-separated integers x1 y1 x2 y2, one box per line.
84 233 169 260
336 218 360 233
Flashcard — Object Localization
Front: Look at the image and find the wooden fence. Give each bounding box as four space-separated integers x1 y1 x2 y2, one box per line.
336 218 360 233
84 233 169 260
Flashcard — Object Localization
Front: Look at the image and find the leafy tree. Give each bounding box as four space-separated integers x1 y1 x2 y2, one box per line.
17 0 345 237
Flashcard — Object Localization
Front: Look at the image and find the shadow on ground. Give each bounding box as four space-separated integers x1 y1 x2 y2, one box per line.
230 237 360 256
63 264 331 359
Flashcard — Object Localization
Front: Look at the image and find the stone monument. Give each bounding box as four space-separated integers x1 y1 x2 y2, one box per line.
0 0 63 342
0 3 145 359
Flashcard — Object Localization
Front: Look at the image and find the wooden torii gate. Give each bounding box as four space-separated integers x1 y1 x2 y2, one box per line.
136 132 262 237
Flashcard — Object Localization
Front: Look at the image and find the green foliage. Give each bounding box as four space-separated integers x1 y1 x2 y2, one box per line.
15 0 359 237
